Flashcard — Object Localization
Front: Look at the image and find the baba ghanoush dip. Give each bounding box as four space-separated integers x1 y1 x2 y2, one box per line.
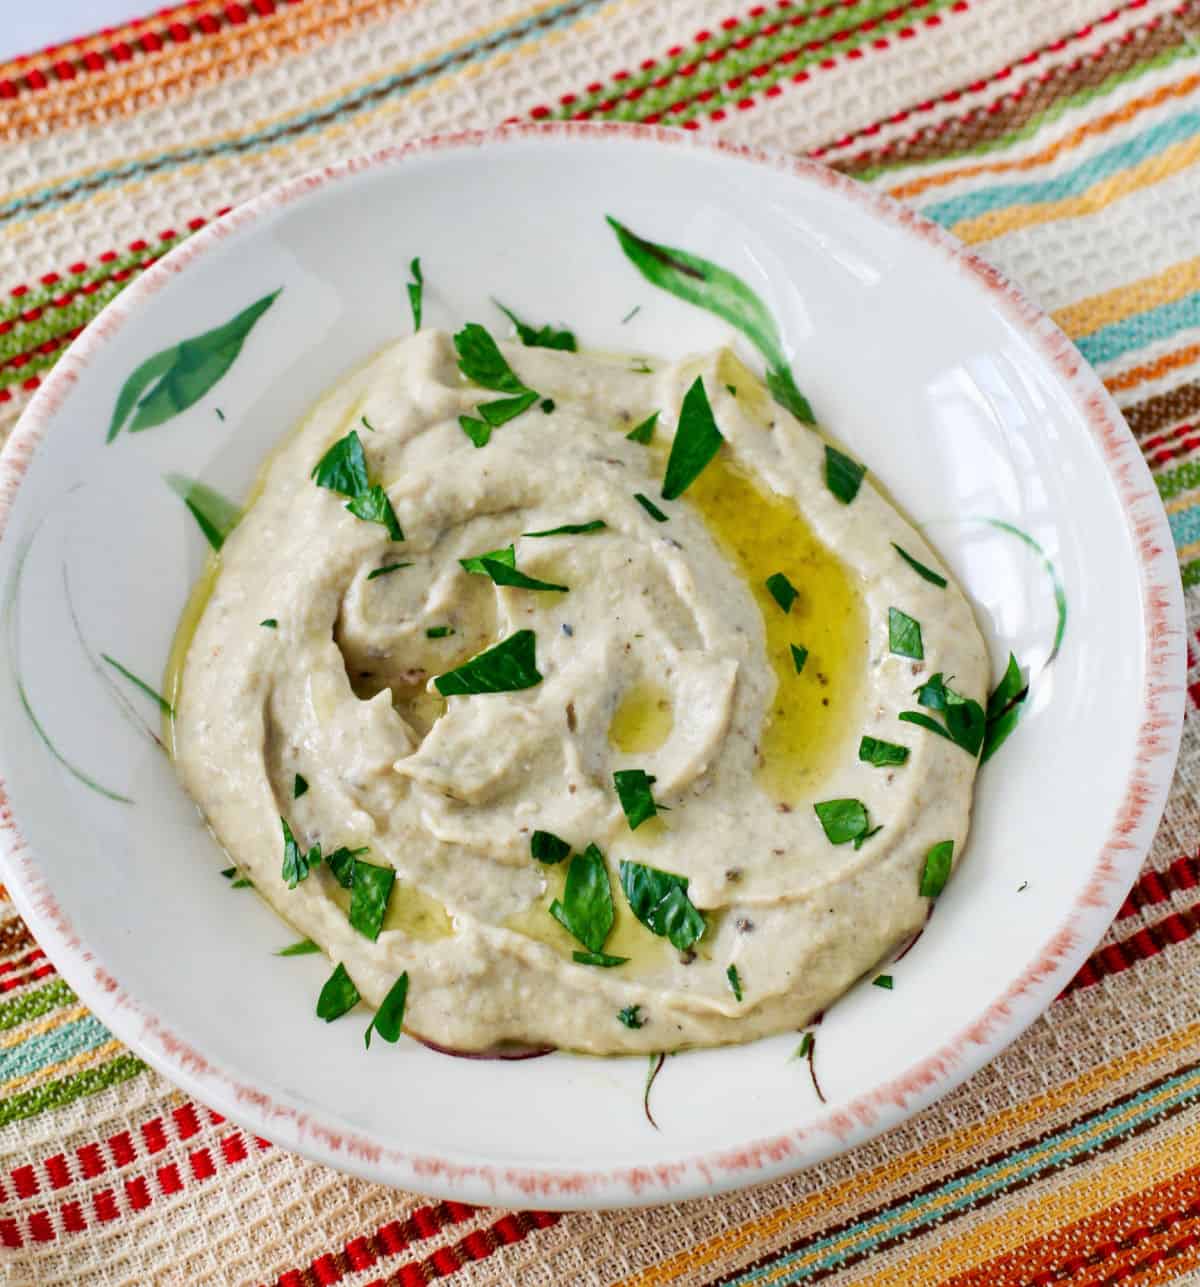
171 325 989 1055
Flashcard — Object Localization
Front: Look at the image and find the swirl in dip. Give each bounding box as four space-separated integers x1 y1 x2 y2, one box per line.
171 329 988 1053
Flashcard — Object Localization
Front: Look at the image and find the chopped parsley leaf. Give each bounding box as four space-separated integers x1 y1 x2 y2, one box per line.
346 484 404 542
813 798 880 849
293 773 308 799
433 630 542 696
312 430 369 497
523 520 607 538
316 963 360 1022
425 625 454 638
892 543 947 588
495 301 576 352
825 444 866 504
365 971 409 1048
858 736 909 767
459 545 516 575
626 411 658 445
919 840 954 898
619 860 705 951
899 673 986 757
407 257 423 331
618 1004 645 1028
888 607 924 660
348 859 395 942
662 376 724 500
726 964 743 1002
531 830 570 864
766 572 798 614
634 492 669 522
276 939 319 957
613 768 664 831
574 950 630 967
367 562 412 580
873 974 894 990
790 644 808 674
549 844 615 955
260 618 278 628
541 399 556 414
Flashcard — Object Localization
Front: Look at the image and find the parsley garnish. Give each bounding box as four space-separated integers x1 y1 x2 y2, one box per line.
873 974 894 990
549 844 615 954
919 840 954 898
433 630 542 696
619 861 705 951
459 544 567 593
453 323 542 445
367 562 411 580
726 964 743 1002
312 430 369 496
813 799 881 849
281 817 321 889
361 414 376 432
221 866 252 889
541 399 555 414
982 653 1028 763
662 376 723 500
325 845 368 889
407 258 423 331
260 618 278 628
634 493 669 522
899 673 985 757
888 608 924 660
348 859 395 941
495 301 576 352
574 951 630 967
618 1004 645 1028
425 625 454 638
276 939 319 957
621 305 641 325
613 769 663 831
790 644 808 674
311 430 404 540
316 963 360 1022
766 572 798 613
825 445 866 504
892 543 947 588
523 520 607 538
531 830 570 864
294 773 308 799
795 1032 814 1060
626 412 658 445
365 971 409 1048
858 736 909 767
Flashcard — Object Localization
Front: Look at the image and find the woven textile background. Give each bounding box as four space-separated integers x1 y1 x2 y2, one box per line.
1 0 1200 1283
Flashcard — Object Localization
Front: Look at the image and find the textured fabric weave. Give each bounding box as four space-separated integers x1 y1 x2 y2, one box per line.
2 1 1200 1283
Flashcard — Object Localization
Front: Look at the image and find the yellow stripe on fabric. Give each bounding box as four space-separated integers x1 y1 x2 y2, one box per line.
0 1038 125 1096
1174 536 1200 563
0 1003 89 1050
747 1069 1200 1287
0 0 634 251
0 0 573 213
613 1018 1200 1287
845 1108 1200 1287
950 132 1200 245
886 70 1200 203
1052 257 1200 341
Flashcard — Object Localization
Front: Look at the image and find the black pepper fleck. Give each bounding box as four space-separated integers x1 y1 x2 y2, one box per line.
735 917 755 933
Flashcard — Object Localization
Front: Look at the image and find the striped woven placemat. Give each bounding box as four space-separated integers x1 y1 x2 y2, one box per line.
2 1 1200 1283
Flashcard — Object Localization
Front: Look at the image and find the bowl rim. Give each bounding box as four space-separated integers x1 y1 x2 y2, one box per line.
0 121 1185 1210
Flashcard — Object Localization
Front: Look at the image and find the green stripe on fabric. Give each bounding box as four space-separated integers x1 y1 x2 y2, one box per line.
0 978 75 1031
0 1052 145 1128
558 0 956 125
0 241 168 330
853 36 1196 183
1182 558 1200 588
1156 458 1200 502
0 0 608 228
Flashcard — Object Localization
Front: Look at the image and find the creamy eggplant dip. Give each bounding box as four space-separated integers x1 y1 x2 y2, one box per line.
171 324 989 1054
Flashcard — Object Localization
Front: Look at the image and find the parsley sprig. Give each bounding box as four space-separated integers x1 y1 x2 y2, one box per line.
311 430 404 541
453 323 543 447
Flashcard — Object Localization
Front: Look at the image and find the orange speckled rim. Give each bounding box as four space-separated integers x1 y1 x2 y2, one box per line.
0 122 1185 1210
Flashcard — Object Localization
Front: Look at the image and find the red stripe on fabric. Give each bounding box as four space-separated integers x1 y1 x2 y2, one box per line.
43 1155 70 1190
1116 854 1200 918
810 0 1166 163
0 948 46 976
0 962 55 993
0 1 302 100
0 1218 21 1248
10 1166 37 1199
1062 900 1200 995
379 1211 561 1286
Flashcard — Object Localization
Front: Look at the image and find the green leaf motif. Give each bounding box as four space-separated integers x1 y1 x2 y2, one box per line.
495 301 577 352
277 939 319 957
166 473 242 550
662 377 724 501
549 844 615 954
619 860 705 951
108 289 280 442
316 963 360 1022
365 971 409 1048
433 630 542 696
101 654 172 717
408 258 423 332
606 217 814 425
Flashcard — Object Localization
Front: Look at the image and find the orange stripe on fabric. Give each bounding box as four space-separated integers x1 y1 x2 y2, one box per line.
1052 257 1200 341
833 1113 1200 1287
0 0 395 140
611 1021 1200 1287
942 1168 1200 1287
886 67 1200 202
1105 339 1200 393
950 130 1200 244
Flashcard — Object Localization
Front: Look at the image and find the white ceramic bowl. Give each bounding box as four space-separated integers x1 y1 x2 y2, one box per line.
0 124 1184 1209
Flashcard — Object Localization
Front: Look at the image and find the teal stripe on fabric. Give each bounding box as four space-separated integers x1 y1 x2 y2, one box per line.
723 1065 1200 1285
0 1014 113 1083
921 111 1200 228
1075 290 1200 366
1169 503 1200 547
0 0 607 226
